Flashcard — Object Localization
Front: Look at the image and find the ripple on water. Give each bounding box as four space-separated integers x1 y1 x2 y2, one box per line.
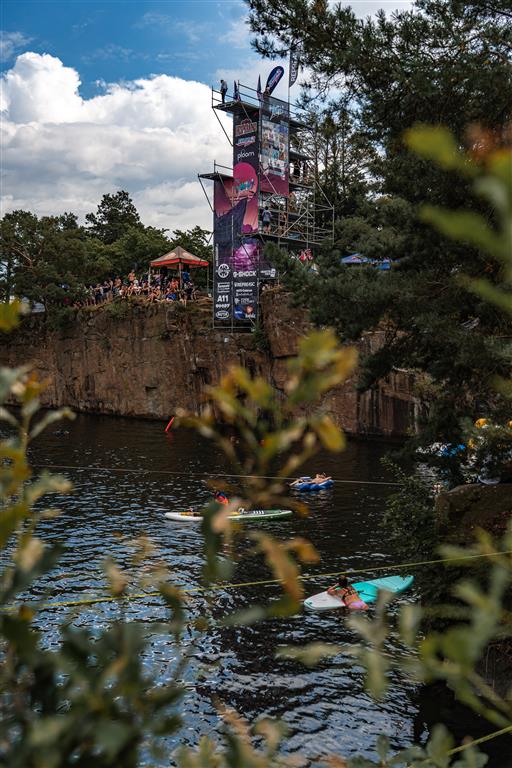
7 415 494 765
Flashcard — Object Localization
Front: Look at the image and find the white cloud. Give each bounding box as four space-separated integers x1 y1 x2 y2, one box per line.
135 13 209 44
219 17 251 49
347 0 413 17
0 31 32 62
215 57 290 103
1 52 232 232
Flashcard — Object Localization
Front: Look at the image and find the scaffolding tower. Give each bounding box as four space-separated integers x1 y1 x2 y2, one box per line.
199 81 334 330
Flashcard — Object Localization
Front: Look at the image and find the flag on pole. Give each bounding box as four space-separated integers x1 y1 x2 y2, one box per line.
256 75 262 102
233 80 240 101
289 48 300 87
265 66 284 95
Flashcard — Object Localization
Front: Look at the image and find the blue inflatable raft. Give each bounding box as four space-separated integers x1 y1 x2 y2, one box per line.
291 476 334 491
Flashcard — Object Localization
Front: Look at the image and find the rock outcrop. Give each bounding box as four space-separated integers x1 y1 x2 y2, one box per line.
434 483 512 696
0 290 419 436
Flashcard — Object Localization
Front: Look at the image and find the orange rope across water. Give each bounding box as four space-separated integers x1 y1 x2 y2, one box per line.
30 464 401 486
3 549 511 612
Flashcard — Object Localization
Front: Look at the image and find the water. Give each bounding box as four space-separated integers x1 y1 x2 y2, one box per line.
10 414 511 765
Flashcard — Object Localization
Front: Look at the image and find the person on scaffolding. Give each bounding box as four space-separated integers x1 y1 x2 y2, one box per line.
262 205 272 233
220 79 228 104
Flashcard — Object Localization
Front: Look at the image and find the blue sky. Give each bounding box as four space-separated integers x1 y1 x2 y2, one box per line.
1 0 412 231
2 0 260 97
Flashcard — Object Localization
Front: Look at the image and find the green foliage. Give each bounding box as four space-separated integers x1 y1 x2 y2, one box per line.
177 329 357 592
169 225 212 288
253 0 511 448
107 224 171 277
252 321 271 353
169 225 212 262
0 210 98 309
381 458 437 562
85 190 142 244
103 296 134 320
0 311 188 767
0 192 212 315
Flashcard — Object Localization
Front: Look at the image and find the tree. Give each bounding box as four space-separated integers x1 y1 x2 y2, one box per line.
313 102 376 219
107 225 172 276
169 226 213 287
0 211 109 312
169 226 212 262
85 190 142 245
249 0 512 444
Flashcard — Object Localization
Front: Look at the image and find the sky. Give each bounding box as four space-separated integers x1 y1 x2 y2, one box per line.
1 0 412 233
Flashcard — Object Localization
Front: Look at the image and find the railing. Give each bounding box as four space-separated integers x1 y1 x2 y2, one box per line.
211 82 310 126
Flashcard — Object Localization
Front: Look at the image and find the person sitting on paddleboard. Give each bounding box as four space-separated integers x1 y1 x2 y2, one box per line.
327 576 368 610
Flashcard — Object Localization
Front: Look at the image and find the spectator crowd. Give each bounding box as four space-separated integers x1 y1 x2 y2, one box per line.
74 269 200 309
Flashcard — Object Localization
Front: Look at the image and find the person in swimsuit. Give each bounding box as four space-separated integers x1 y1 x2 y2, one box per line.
289 476 311 487
327 576 368 610
311 473 332 484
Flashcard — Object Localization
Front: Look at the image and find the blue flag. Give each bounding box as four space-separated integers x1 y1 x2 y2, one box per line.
265 66 284 95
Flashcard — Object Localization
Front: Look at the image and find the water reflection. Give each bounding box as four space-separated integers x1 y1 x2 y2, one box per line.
9 414 508 765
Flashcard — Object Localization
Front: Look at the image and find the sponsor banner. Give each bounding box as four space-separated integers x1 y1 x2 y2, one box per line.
260 96 289 197
265 66 284 95
233 274 258 322
213 242 233 322
233 109 259 181
289 48 300 87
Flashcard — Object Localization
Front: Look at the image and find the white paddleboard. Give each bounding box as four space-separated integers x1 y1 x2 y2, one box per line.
164 509 293 523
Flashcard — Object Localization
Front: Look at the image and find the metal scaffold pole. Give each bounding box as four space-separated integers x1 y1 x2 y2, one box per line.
199 80 334 332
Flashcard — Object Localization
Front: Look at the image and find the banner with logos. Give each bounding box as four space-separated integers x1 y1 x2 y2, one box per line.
213 181 260 324
260 96 289 197
289 49 300 87
265 66 284 95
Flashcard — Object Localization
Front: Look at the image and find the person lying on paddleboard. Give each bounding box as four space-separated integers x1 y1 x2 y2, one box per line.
289 473 332 487
311 473 332 484
289 476 311 487
327 576 368 610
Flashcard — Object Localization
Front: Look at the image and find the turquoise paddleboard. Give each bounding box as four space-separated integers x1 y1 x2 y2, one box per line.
304 574 414 611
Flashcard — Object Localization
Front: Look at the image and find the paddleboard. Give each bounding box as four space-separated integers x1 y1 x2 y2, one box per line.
303 575 414 611
165 509 293 523
292 478 334 491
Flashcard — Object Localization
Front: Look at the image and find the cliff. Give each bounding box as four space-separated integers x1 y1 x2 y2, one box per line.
0 289 419 436
434 483 512 696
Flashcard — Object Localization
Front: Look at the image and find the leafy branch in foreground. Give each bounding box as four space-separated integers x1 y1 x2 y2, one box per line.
1 310 361 767
0 304 189 768
176 329 356 604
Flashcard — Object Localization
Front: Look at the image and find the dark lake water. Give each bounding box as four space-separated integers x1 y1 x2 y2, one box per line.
13 414 511 766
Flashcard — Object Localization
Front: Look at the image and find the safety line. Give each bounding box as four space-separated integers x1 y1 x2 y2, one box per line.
447 724 512 757
29 464 401 486
4 550 511 612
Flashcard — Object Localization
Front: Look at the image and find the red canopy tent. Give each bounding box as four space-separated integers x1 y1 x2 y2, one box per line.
149 246 209 288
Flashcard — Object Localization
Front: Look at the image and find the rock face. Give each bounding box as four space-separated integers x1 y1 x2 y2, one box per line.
0 290 419 436
435 483 512 539
434 483 512 696
261 290 419 436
